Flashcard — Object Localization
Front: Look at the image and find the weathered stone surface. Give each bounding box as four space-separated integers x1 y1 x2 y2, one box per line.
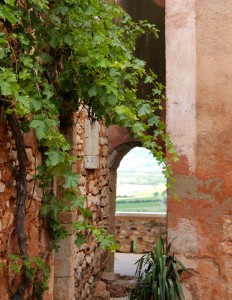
53 108 111 300
54 259 74 277
94 281 110 300
109 284 127 298
102 272 119 282
54 276 75 300
84 155 99 169
55 235 76 261
115 214 166 253
95 280 107 293
0 182 5 193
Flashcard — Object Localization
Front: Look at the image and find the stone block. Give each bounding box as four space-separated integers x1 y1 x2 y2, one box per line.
108 284 127 298
100 176 109 187
87 179 99 195
9 150 17 160
23 130 36 147
84 155 99 169
55 235 76 260
101 186 108 198
54 259 74 277
94 281 110 300
79 175 86 186
79 186 86 195
0 182 5 193
101 272 119 282
100 137 108 145
100 157 107 168
26 148 34 165
54 276 75 300
88 195 100 206
102 145 108 157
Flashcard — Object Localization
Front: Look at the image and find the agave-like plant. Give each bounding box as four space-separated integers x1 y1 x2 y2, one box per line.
130 237 191 300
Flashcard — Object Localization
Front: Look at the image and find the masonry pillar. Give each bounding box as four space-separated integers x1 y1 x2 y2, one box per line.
166 0 232 299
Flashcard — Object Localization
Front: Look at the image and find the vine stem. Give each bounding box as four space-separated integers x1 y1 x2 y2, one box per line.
7 111 29 300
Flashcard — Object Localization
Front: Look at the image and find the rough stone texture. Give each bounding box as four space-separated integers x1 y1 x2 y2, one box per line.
115 213 166 253
93 273 136 299
0 108 111 300
54 108 111 300
0 120 52 299
166 0 232 299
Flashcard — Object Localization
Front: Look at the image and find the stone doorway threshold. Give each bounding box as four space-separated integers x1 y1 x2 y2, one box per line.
94 253 145 299
114 253 144 276
109 253 144 300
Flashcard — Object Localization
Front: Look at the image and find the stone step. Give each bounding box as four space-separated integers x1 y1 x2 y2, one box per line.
94 272 136 300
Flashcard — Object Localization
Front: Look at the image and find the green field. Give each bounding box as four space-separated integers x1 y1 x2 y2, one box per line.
116 147 167 213
116 200 166 212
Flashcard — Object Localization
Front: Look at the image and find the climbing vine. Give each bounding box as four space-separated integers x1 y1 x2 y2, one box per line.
0 0 177 298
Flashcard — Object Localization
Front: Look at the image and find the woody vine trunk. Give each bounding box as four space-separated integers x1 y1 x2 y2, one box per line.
7 111 29 300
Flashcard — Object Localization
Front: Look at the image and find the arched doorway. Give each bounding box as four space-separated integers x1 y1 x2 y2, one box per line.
107 142 167 273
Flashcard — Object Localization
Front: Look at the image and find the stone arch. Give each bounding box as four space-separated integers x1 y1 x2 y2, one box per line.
106 133 167 270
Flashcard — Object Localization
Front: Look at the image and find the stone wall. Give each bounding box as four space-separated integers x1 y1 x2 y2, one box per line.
0 107 111 300
54 108 111 300
0 115 52 299
115 213 166 253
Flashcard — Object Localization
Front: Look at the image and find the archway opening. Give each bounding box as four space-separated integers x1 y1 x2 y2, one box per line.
114 146 167 256
109 146 167 276
116 147 166 213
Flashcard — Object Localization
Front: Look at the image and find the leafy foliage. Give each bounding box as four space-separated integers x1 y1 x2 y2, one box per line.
9 255 51 299
130 238 191 300
0 0 177 297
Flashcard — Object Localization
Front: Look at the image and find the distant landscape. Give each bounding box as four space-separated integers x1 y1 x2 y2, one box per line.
116 147 167 213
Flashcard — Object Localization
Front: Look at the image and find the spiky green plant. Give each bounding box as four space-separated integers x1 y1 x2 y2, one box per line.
130 238 191 300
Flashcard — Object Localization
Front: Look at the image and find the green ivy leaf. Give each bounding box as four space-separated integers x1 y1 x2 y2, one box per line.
0 5 19 23
88 86 97 98
148 116 160 127
31 94 43 112
0 68 18 96
72 221 86 231
45 151 66 166
75 233 85 248
70 195 85 210
138 103 151 117
63 172 79 189
30 119 46 140
20 55 34 68
4 0 15 6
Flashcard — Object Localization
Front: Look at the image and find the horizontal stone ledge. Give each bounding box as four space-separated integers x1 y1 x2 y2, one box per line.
115 212 166 218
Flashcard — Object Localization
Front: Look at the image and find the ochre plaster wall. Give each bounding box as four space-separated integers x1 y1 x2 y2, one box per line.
166 0 232 299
